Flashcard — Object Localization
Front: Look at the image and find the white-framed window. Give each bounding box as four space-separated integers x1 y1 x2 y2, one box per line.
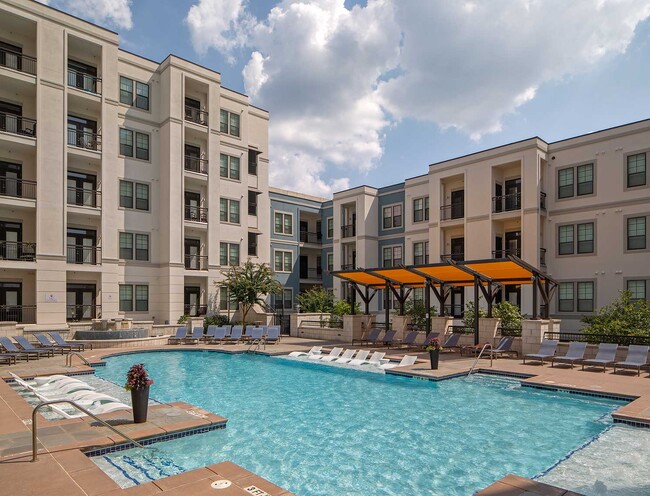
413 197 429 223
326 217 334 238
219 153 240 180
382 245 403 268
219 242 240 266
220 198 240 224
382 204 403 229
274 212 293 235
274 250 293 272
220 109 240 137
119 180 149 211
413 241 429 265
119 284 149 312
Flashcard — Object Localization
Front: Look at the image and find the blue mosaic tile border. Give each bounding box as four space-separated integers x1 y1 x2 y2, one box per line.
3 369 96 383
476 369 535 379
97 348 249 361
84 423 226 457
613 418 650 428
521 383 634 402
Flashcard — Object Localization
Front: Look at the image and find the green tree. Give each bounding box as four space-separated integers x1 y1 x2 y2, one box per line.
219 261 282 330
296 286 334 313
327 299 360 327
493 301 523 329
462 300 487 329
404 299 438 330
582 290 650 338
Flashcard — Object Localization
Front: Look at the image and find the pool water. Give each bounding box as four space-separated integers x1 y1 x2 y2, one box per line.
94 351 623 495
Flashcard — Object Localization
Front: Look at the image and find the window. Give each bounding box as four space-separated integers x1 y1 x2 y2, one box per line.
274 250 293 272
219 286 237 311
558 168 574 199
627 153 646 188
558 164 594 199
119 232 133 260
577 222 594 254
577 164 593 196
558 225 574 255
274 212 293 235
327 253 333 272
282 289 293 310
413 241 429 265
382 204 403 229
119 128 133 156
135 234 149 261
119 232 149 261
219 243 240 266
220 109 240 137
413 197 429 223
136 183 149 210
119 284 133 311
220 198 240 224
413 287 424 304
120 180 149 211
558 222 594 255
120 128 149 160
382 245 403 268
119 180 133 208
120 76 149 110
248 191 258 216
577 281 594 312
248 149 258 175
119 284 149 312
626 216 646 250
558 282 574 312
627 280 647 301
327 218 333 238
248 232 258 256
220 154 240 180
558 281 595 313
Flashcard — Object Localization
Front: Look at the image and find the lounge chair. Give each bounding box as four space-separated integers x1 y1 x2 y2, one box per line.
0 354 17 365
184 327 204 344
582 343 618 372
419 332 441 350
551 342 587 368
288 346 322 357
355 328 381 345
382 330 398 347
613 345 649 376
14 335 60 356
332 349 356 363
523 339 559 365
35 333 74 353
309 347 343 361
359 351 388 366
400 331 420 348
249 327 264 346
441 332 462 352
242 326 253 343
51 401 132 419
50 331 89 351
168 327 187 344
484 336 517 360
9 373 94 395
380 355 417 370
208 327 227 345
33 374 81 387
201 326 218 342
346 350 370 366
223 327 242 344
265 327 280 344
0 336 46 360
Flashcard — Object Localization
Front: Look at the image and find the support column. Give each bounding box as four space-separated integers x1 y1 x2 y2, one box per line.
474 277 480 345
532 275 538 319
384 282 390 332
425 280 431 335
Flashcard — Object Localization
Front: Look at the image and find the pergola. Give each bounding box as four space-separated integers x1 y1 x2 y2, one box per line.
332 256 557 345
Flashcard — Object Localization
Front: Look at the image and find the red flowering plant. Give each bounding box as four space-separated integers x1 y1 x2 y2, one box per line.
425 339 443 352
124 363 154 391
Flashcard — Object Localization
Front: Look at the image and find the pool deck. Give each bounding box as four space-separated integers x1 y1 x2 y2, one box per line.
1 336 649 495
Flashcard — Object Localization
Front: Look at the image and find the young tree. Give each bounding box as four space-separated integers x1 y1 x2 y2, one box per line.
296 286 335 313
219 261 282 329
582 290 650 338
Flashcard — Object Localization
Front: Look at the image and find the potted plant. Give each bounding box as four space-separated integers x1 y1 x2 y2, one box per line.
426 339 442 370
125 363 154 423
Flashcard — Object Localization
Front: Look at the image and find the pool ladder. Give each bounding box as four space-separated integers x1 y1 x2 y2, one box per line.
65 352 90 367
467 344 491 376
247 338 266 353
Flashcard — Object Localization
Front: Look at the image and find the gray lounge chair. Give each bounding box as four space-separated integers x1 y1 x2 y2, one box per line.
551 342 587 368
0 354 16 365
168 327 187 344
208 327 227 345
14 335 59 357
613 345 649 376
50 332 89 351
485 336 517 359
242 326 254 342
201 326 218 342
523 339 559 365
224 327 242 344
0 336 45 360
184 327 204 344
356 328 381 345
382 330 397 347
441 332 462 352
582 343 618 372
400 331 420 348
420 332 441 349
266 327 280 344
35 333 74 352
249 327 264 346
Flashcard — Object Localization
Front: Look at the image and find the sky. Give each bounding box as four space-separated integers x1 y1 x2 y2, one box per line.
40 0 650 198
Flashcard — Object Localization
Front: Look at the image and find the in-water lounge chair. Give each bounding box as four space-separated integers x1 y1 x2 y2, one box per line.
288 346 321 357
309 347 342 361
613 345 649 376
331 349 356 363
168 327 187 344
523 339 559 365
551 342 587 368
359 351 388 366
582 343 619 372
14 335 60 356
347 350 370 366
380 355 417 370
50 332 89 351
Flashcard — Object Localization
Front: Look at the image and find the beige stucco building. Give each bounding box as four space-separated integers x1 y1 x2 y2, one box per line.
0 0 270 326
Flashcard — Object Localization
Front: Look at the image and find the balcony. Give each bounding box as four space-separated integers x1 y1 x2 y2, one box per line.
0 304 36 323
184 155 208 175
0 178 36 199
184 205 208 223
184 303 207 316
185 254 208 271
67 245 101 265
184 106 208 126
67 69 102 95
248 160 257 175
0 241 36 261
66 304 101 322
67 187 100 208
0 48 36 75
540 248 547 267
492 248 521 258
492 193 521 213
68 129 101 151
540 191 547 211
248 202 257 216
300 267 322 279
440 253 464 262
440 203 464 221
341 224 356 238
299 231 322 244
0 112 36 137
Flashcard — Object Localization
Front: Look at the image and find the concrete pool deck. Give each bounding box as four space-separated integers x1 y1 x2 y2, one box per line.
1 336 648 495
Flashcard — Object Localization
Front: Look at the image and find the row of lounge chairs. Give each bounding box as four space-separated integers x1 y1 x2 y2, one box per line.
524 340 650 375
0 333 88 365
288 346 418 370
168 325 281 346
352 328 463 350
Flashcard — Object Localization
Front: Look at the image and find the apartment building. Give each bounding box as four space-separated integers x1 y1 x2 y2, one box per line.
0 0 270 326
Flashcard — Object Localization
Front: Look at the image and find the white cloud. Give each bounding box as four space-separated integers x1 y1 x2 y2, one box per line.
41 0 133 30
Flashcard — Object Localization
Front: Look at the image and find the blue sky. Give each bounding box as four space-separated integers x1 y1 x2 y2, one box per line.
44 0 650 196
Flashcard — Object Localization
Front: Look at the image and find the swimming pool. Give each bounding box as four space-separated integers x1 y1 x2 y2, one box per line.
94 351 623 495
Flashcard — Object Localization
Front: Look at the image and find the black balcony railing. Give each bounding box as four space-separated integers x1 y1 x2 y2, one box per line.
341 224 356 238
0 241 36 261
498 326 523 337
248 202 258 216
67 69 102 95
447 325 474 334
0 304 36 323
67 129 101 151
184 304 207 316
540 248 547 267
540 191 547 211
66 245 100 265
544 331 650 346
66 304 101 322
0 112 36 137
492 248 521 258
248 161 257 175
440 203 464 220
441 253 464 262
0 177 36 199
184 205 208 223
300 267 322 279
185 254 208 270
184 155 208 174
184 106 208 126
67 187 100 208
341 263 356 270
0 48 36 75
299 231 322 244
492 192 521 213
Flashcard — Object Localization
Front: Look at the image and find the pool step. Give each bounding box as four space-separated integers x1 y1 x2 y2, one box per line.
92 449 186 488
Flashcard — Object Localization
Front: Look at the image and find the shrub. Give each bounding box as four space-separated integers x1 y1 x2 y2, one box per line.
582 290 650 338
493 301 523 329
204 314 230 330
404 299 438 330
177 314 188 324
296 286 334 313
462 300 487 328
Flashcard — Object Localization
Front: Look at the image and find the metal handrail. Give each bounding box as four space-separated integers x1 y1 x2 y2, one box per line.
65 351 90 367
32 399 145 461
468 343 491 376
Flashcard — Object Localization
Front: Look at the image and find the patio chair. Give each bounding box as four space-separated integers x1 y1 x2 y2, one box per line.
183 327 204 344
380 355 417 370
582 343 619 372
441 332 463 352
0 353 16 365
223 327 243 344
346 350 370 365
265 327 280 344
419 332 441 349
0 336 49 360
289 346 322 357
399 331 420 348
356 328 381 345
359 351 388 366
249 327 264 346
551 342 587 368
208 327 227 345
523 339 559 365
50 331 90 351
168 327 187 344
51 401 132 419
382 330 398 347
35 333 76 353
332 349 356 363
14 335 60 356
484 336 517 360
223 325 233 335
242 326 254 343
9 372 94 395
201 326 218 342
309 347 343 361
613 345 649 376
